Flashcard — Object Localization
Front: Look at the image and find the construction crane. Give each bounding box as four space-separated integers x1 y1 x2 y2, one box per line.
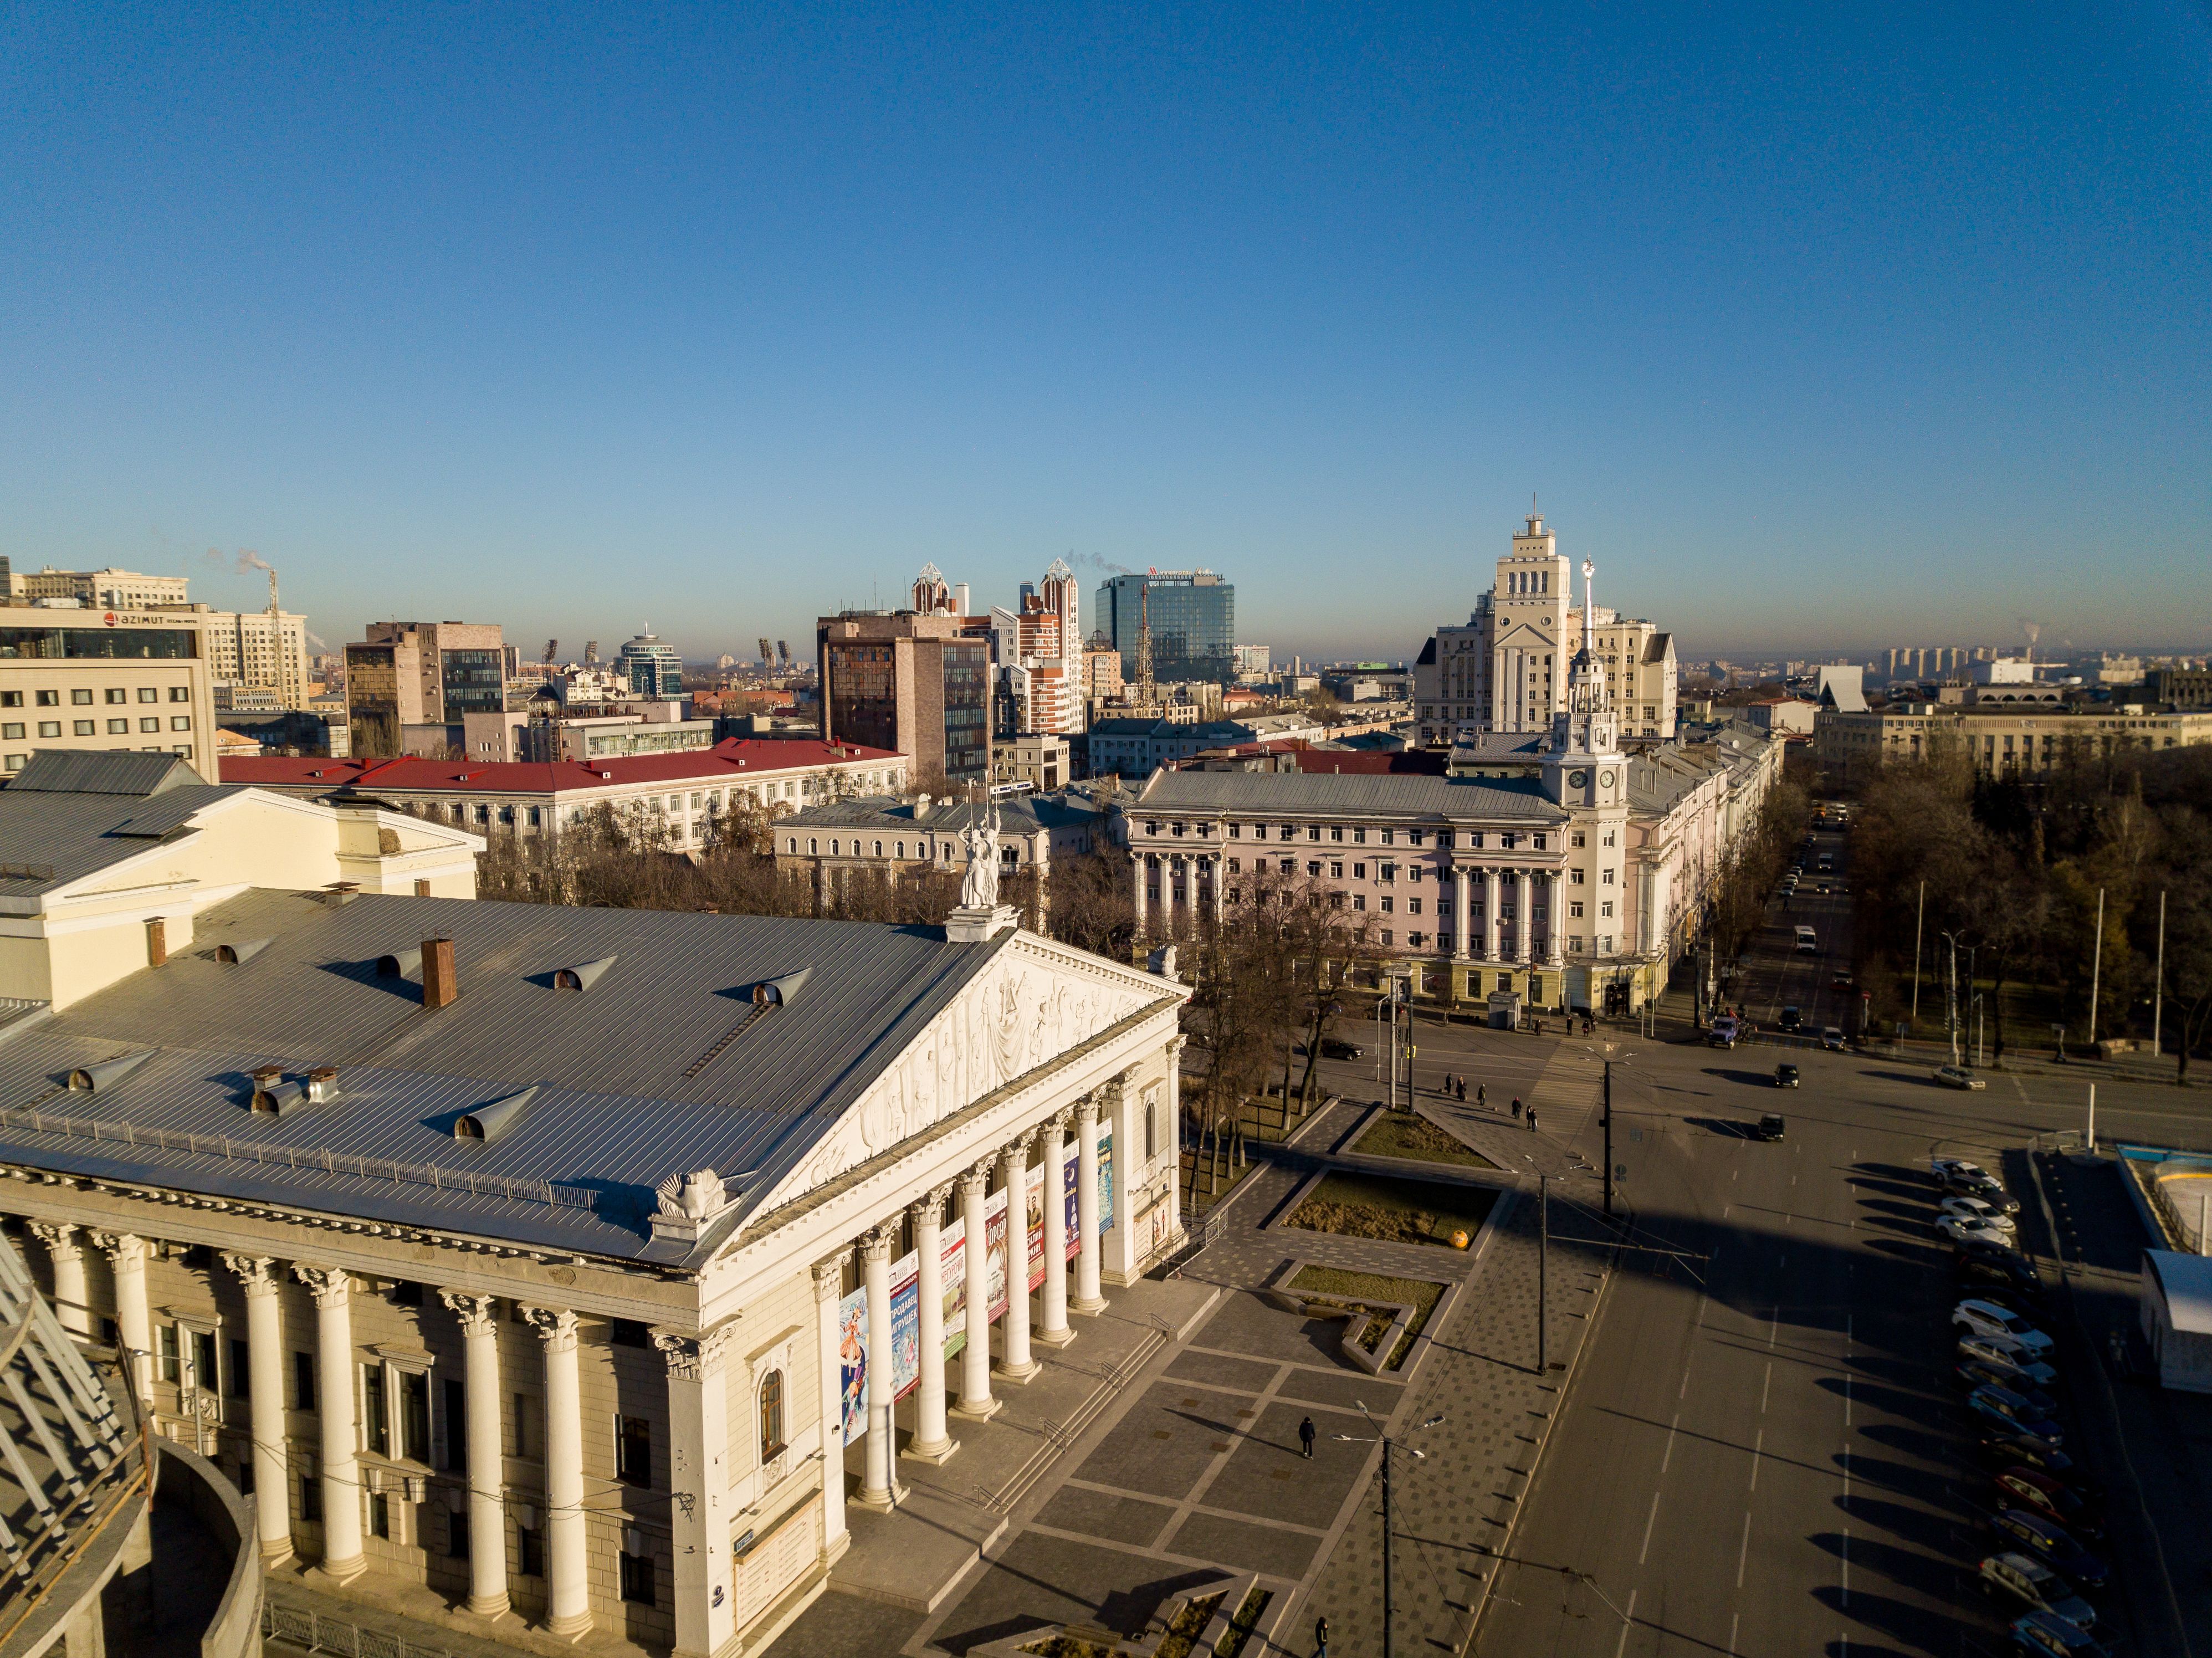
1134 581 1155 707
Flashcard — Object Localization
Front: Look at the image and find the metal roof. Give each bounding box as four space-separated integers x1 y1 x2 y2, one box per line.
1136 767 1566 822
779 794 1106 836
0 890 1011 1263
2145 1250 2212 1336
221 736 900 797
0 779 240 899
4 750 206 796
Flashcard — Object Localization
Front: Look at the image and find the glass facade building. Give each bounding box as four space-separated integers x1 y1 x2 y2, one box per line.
441 648 508 717
1095 574 1236 684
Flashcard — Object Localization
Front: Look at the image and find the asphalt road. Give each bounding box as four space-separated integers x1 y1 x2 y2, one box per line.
1469 865 2203 1655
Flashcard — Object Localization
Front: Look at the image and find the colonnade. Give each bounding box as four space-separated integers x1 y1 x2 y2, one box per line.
1448 865 1565 966
1131 850 1224 935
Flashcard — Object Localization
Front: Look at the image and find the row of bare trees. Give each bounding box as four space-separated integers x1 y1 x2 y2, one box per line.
1843 739 2212 1079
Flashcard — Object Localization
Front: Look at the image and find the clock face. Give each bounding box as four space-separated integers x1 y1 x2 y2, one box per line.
1599 769 1617 787
1568 769 1589 787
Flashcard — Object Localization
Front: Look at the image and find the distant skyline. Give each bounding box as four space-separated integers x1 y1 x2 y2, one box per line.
4 5 2207 666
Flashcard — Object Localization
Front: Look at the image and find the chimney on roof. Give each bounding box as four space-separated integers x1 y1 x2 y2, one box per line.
422 937 458 1010
146 917 167 968
306 1066 341 1103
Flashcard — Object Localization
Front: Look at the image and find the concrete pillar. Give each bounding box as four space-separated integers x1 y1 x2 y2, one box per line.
1515 869 1534 963
1483 867 1502 963
1163 1038 1185 1246
1211 854 1225 926
293 1266 366 1582
809 1256 848 1563
998 1133 1039 1384
31 1223 89 1337
525 1308 590 1637
91 1232 152 1413
857 1225 902 1508
1132 853 1148 938
1036 1113 1074 1349
1545 870 1565 967
224 1255 294 1563
653 1327 731 1658
438 1292 510 1616
1452 866 1472 959
905 1184 959 1462
1074 1093 1107 1316
952 1162 1000 1419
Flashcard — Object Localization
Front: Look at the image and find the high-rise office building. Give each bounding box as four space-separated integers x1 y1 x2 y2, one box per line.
617 633 685 698
199 608 312 706
4 565 192 609
817 610 991 786
1095 570 1235 685
0 606 218 781
345 620 506 759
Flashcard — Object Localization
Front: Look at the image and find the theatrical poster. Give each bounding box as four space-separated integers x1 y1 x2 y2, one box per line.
888 1250 920 1400
984 1186 1009 1320
1023 1163 1046 1290
1056 1128 1116 1255
941 1226 967 1358
840 1253 923 1436
837 1285 866 1446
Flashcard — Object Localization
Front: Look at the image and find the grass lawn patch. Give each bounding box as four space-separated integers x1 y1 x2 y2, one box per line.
1289 1266 1447 1369
1287 1171 1497 1249
1353 1111 1497 1169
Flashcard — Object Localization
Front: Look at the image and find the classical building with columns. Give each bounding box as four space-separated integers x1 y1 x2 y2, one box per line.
1131 568 1780 1016
0 881 1184 1655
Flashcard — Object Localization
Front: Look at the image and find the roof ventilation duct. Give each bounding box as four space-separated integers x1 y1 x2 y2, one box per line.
453 1085 538 1143
66 1051 156 1093
250 1076 306 1114
305 1066 341 1104
215 938 273 965
552 957 617 992
377 946 423 978
751 969 810 1008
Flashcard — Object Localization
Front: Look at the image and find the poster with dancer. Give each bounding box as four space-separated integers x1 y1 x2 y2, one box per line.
1024 1163 1047 1291
837 1285 866 1446
984 1186 1009 1321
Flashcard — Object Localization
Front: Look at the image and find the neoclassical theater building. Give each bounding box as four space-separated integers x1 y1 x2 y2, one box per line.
0 880 1186 1654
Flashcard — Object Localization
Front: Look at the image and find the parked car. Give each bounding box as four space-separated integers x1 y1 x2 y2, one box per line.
1317 1038 1364 1060
1821 1026 1846 1051
1753 1113 1786 1142
1985 1509 2107 1590
1995 1469 2102 1539
1978 1432 2078 1479
1942 1195 2018 1234
2009 1611 2108 1657
1935 1064 1989 1091
1960 1336 2058 1388
1977 1552 2097 1631
1969 1387 2065 1447
1942 1214 2017 1248
1778 1005 1803 1031
1774 1063 1800 1088
1958 1252 2046 1298
1942 1167 2020 1211
1957 1301 2055 1354
1960 1368 2057 1416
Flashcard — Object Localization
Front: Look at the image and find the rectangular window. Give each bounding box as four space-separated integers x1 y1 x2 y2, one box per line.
158 1324 180 1383
619 1548 657 1605
70 689 91 705
516 1524 544 1578
170 685 189 702
1330 861 1343 878
295 1352 315 1411
2 723 21 740
447 1506 471 1560
1381 897 1394 913
105 688 126 704
1601 901 1614 917
368 1492 390 1539
105 718 127 733
1570 900 1584 918
137 686 157 703
191 1328 218 1396
442 1379 467 1471
363 1364 390 1456
0 691 16 707
401 1370 430 1462
1381 929 1394 946
1408 898 1422 915
139 717 158 732
74 720 96 735
170 715 190 730
616 1416 652 1486
513 1392 537 1457
300 1470 321 1522
38 721 60 737
229 1339 249 1397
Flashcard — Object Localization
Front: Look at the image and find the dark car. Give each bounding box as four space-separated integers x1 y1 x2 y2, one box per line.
1774 1063 1800 1088
1957 1364 2057 1416
1318 1038 1363 1061
2010 1611 2109 1657
1955 1244 2042 1295
1995 1470 2103 1539
1778 1006 1803 1031
1968 1386 2063 1446
1986 1510 2108 1591
1831 970 1856 990
1753 1114 1786 1142
1978 1434 2078 1480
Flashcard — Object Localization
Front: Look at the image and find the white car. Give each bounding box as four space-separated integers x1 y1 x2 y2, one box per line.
1939 1214 2013 1248
1954 1300 2055 1356
1958 1335 2058 1388
1933 1064 1988 1091
1941 1196 2017 1234
1933 1157 1989 1182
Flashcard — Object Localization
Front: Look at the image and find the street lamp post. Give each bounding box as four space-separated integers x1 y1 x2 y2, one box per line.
1333 1404 1444 1658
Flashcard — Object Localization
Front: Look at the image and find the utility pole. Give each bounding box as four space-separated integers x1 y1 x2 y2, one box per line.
2088 886 2106 1050
1602 1062 1614 1220
1538 1171 1550 1371
1331 1405 1443 1658
2154 889 2167 1064
1911 881 1926 1028
2087 1082 2097 1155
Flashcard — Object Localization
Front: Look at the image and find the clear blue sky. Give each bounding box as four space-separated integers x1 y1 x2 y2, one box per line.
3 3 2207 664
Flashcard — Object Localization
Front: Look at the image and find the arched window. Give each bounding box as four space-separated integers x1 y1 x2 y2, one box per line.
759 1370 786 1462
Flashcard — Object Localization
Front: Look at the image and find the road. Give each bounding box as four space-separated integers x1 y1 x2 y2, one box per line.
1469 835 2202 1655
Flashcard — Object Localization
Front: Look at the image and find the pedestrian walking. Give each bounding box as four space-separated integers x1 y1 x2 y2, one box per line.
1511 1095 1522 1120
1528 1107 1539 1133
1456 1077 1466 1103
1314 1615 1329 1658
1477 1082 1487 1109
1298 1415 1316 1459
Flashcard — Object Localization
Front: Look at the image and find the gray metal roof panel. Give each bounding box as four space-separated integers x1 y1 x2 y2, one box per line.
0 785 240 897
3 750 204 796
1136 769 1566 822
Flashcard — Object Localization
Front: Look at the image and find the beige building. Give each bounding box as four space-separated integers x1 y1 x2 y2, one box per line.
1816 702 2212 781
197 607 313 707
346 622 508 760
0 882 1186 1656
6 565 192 609
1414 516 1677 747
1 607 218 782
0 749 479 1011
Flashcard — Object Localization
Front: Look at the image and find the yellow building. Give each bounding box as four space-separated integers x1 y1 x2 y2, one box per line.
2 607 220 782
1815 702 2212 780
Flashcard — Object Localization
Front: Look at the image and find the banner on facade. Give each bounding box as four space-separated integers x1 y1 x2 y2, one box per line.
837 1285 867 1446
1057 1128 1116 1257
984 1186 1010 1321
888 1251 920 1401
1099 1127 1115 1235
1023 1164 1047 1291
942 1226 967 1358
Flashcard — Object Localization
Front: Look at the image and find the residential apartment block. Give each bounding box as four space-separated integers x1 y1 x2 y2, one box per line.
345 621 508 759
816 611 990 787
199 606 313 705
4 564 192 609
1815 703 2212 780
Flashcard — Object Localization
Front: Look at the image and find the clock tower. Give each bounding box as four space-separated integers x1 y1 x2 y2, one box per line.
1545 559 1627 811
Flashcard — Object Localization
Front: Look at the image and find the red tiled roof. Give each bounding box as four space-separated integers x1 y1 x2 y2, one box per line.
222 738 898 795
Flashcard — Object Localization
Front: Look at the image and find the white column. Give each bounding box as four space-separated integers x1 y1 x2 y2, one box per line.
953 1162 1000 1419
1515 869 1534 963
1163 1038 1185 1246
225 1256 294 1563
90 1232 152 1413
998 1134 1039 1383
1074 1092 1107 1316
293 1266 366 1582
1482 867 1502 963
653 1328 731 1658
857 1225 902 1509
1545 871 1565 966
438 1292 509 1616
906 1185 959 1461
525 1308 590 1637
32 1223 89 1337
1036 1113 1074 1349
809 1257 848 1563
1211 854 1225 926
1452 867 1472 959
1133 853 1149 938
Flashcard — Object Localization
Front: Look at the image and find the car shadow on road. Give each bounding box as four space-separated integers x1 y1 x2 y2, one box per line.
1809 1579 1991 1653
1686 1115 1755 1138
